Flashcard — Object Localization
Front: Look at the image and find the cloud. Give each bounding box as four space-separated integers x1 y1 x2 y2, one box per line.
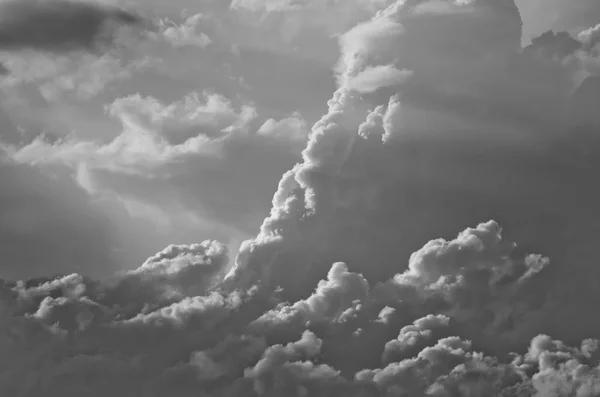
4 89 310 275
5 0 600 395
9 90 258 171
516 0 600 43
0 217 592 396
346 65 412 94
579 23 600 48
225 0 600 352
256 112 309 146
0 0 143 54
381 314 450 364
119 240 230 301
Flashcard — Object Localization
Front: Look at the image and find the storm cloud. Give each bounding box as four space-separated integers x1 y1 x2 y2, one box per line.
0 0 142 53
3 0 600 396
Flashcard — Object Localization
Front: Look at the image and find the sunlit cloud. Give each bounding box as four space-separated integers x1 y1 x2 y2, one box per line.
2 0 600 396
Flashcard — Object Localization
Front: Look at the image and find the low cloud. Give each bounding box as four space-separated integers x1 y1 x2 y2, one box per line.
4 0 600 395
0 219 592 396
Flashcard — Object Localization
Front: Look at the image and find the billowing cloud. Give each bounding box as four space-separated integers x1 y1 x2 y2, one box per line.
4 88 309 274
225 0 600 350
0 217 593 396
154 12 212 48
121 240 230 299
4 0 600 395
256 112 309 146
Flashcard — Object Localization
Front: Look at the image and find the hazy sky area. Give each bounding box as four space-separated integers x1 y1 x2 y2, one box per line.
2 0 600 395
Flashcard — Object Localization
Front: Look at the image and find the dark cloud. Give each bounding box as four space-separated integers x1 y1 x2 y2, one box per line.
523 30 583 59
0 0 143 54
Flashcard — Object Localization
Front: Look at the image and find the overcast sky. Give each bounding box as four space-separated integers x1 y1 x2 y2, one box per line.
2 0 600 396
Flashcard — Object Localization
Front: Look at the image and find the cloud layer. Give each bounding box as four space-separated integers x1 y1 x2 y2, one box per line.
0 0 143 54
3 0 600 396
0 219 587 396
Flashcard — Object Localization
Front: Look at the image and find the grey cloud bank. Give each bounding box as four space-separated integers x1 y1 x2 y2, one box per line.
4 0 600 396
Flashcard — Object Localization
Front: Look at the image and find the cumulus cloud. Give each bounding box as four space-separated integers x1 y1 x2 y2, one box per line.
579 24 600 48
229 0 307 12
256 112 309 144
9 90 257 172
516 0 600 43
0 217 590 396
382 314 451 364
39 54 153 101
226 0 598 305
213 0 600 371
0 10 154 102
227 0 393 66
107 91 257 146
119 240 230 301
5 0 600 395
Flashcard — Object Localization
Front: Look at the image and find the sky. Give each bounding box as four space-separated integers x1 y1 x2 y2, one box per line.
2 0 600 395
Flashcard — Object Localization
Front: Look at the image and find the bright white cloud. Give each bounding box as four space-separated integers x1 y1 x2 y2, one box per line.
108 91 257 144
